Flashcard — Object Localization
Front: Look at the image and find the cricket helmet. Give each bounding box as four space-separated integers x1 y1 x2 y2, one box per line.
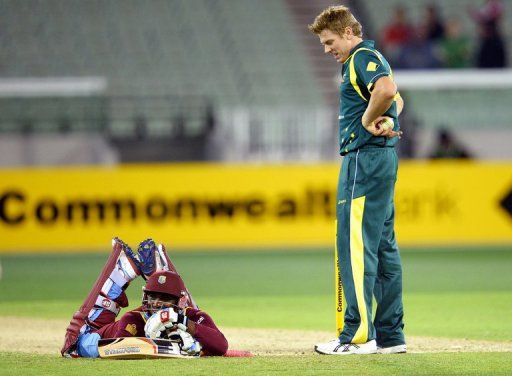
142 271 186 313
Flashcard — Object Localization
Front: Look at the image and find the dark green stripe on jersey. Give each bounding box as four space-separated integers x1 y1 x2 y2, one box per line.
339 40 400 155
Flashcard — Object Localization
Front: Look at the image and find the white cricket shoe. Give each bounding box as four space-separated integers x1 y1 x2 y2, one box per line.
315 339 377 355
377 344 407 354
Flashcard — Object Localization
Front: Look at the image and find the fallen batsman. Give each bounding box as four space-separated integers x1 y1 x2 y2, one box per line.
61 237 246 359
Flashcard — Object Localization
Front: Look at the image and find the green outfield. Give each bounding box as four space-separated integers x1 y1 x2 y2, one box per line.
0 246 511 374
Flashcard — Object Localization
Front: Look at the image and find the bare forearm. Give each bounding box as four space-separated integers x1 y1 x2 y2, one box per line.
360 76 402 138
362 87 395 127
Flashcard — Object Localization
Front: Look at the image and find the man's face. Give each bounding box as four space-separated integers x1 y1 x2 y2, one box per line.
145 292 179 313
319 28 352 64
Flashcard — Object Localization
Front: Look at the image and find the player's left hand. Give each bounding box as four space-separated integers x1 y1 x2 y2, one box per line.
171 329 201 355
144 308 188 339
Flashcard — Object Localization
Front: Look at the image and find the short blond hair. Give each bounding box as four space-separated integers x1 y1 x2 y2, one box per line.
308 5 362 37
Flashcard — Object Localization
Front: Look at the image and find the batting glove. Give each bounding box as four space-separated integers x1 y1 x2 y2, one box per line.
144 308 188 339
176 329 201 355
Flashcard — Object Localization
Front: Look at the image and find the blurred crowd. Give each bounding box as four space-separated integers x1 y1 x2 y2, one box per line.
379 0 507 69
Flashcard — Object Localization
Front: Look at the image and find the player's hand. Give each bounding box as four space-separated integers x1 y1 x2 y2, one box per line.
144 308 188 338
174 329 201 355
363 116 402 138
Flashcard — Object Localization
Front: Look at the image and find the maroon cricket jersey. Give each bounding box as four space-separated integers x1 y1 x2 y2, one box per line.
94 306 228 356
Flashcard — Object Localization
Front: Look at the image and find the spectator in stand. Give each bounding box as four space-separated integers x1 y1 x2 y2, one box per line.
469 0 507 67
397 24 442 69
438 18 471 68
429 128 472 159
381 6 414 66
422 4 445 42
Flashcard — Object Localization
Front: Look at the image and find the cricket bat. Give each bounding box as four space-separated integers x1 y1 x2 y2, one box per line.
98 337 253 359
98 337 195 359
158 244 198 309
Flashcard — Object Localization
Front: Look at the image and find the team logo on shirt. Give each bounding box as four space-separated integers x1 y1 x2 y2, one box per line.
367 62 379 71
158 275 166 284
125 323 137 336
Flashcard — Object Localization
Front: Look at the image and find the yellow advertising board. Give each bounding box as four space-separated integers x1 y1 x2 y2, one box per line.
0 162 510 252
395 161 511 245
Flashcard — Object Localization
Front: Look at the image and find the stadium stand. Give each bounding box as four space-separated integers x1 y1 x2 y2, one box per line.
363 0 511 63
0 0 511 162
0 0 322 105
285 0 346 105
0 0 325 162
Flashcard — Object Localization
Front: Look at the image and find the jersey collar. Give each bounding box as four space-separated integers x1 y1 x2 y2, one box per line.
343 40 376 64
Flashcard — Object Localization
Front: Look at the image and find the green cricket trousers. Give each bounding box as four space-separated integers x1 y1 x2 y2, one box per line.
336 146 405 347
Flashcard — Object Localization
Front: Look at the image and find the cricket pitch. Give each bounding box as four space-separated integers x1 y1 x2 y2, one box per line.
0 316 511 356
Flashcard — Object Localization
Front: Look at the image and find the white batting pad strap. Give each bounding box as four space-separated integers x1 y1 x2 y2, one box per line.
100 279 114 296
157 245 170 271
94 296 120 315
109 267 130 288
116 251 139 281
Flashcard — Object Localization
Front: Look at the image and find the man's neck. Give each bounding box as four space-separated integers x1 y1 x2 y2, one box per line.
351 37 364 49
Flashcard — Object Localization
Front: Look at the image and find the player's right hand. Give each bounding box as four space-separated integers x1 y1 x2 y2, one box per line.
144 308 188 339
145 308 178 338
364 116 402 138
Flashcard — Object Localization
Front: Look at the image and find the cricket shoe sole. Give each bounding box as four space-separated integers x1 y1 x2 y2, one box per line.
377 344 407 354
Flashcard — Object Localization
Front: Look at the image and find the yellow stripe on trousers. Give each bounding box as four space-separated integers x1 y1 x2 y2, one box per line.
350 195 368 343
334 219 344 336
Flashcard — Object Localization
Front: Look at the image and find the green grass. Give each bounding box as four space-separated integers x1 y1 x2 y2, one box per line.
1 247 511 340
1 247 511 374
2 352 512 376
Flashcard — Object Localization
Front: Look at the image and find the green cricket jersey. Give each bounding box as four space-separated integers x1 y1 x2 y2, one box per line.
339 40 400 155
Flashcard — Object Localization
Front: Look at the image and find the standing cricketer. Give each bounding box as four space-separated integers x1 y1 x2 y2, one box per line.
309 6 406 355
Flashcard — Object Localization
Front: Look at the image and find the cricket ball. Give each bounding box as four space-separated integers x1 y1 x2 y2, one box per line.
379 118 393 131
